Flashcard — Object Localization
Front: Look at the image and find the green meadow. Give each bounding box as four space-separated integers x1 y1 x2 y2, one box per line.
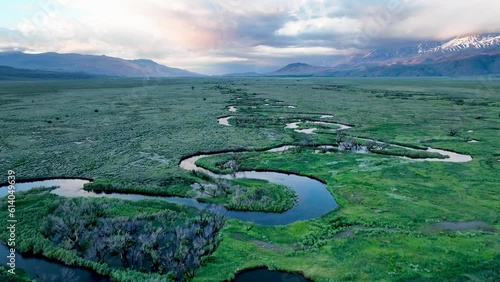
0 77 499 281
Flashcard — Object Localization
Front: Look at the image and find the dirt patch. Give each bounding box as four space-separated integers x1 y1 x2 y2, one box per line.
251 240 286 253
431 221 492 231
333 225 370 238
334 228 355 239
231 232 247 240
139 152 169 164
231 233 286 253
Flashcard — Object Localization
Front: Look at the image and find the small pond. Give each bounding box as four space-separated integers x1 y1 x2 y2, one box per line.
232 268 312 282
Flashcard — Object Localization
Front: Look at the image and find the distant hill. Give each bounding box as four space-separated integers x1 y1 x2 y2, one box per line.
0 51 203 77
267 63 330 76
0 65 100 80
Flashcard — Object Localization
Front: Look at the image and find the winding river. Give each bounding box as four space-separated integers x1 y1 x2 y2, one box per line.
0 112 473 281
0 159 334 281
0 172 336 226
180 153 336 225
0 131 471 228
280 120 472 162
1 117 472 226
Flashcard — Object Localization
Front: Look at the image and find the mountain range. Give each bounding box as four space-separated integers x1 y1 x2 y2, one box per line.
0 33 499 78
267 33 500 77
337 33 500 68
0 51 202 78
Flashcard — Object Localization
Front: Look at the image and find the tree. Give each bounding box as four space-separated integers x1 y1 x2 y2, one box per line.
229 152 246 177
448 126 459 136
204 179 232 197
42 199 226 280
296 135 314 154
41 199 110 252
36 268 78 282
365 140 388 152
339 138 364 152
336 130 347 144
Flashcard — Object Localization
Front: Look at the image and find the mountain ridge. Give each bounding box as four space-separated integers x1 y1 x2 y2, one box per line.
0 51 203 77
337 33 500 68
266 33 500 77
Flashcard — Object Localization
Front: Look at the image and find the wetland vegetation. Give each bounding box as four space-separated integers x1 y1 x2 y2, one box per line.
196 178 297 213
0 77 499 281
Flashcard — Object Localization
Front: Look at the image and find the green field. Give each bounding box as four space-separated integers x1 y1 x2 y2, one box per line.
0 77 499 281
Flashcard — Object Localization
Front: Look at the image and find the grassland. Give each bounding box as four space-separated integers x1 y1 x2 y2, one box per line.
0 77 499 281
0 78 293 192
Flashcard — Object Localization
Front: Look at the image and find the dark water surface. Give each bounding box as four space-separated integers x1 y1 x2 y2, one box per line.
233 268 312 282
0 244 109 281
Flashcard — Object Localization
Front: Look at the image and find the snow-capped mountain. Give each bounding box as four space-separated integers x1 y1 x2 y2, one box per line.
269 33 500 77
338 33 500 68
428 34 500 53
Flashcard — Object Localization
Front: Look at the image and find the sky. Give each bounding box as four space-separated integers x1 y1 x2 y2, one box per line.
0 0 499 74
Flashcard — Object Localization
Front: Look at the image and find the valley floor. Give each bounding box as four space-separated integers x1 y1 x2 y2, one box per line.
0 77 498 281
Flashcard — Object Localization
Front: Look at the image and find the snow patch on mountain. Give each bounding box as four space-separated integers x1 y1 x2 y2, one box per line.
429 34 500 53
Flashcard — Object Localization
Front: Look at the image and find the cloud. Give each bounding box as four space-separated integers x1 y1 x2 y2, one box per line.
0 0 499 74
388 0 500 39
275 17 362 37
252 45 355 57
